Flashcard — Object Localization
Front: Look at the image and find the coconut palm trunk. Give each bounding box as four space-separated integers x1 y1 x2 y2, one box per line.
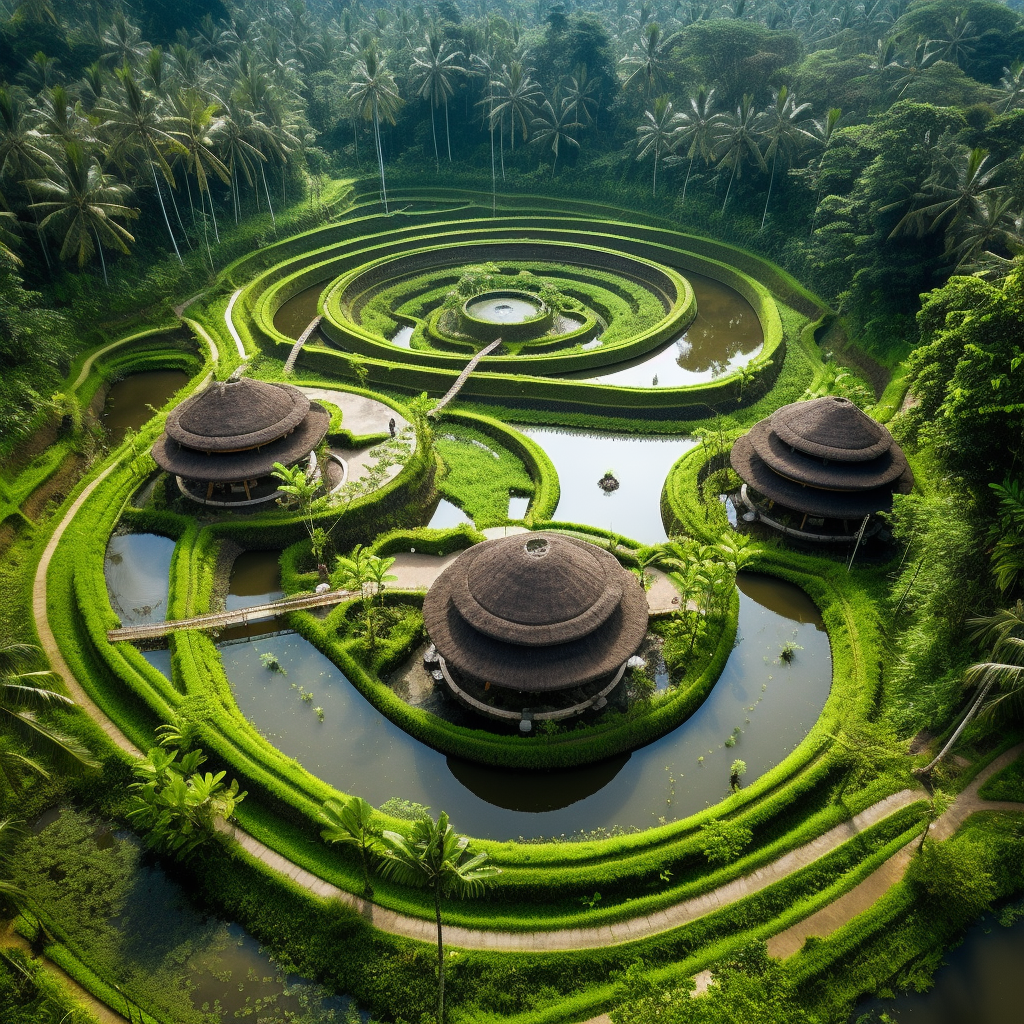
445 99 452 162
260 161 276 229
150 158 182 263
760 150 778 230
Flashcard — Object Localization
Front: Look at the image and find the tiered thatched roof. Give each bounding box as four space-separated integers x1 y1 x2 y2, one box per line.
422 532 648 693
730 396 913 520
151 376 329 485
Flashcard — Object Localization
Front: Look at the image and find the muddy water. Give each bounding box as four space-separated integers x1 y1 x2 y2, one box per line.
101 370 189 445
517 426 696 543
221 572 830 840
274 284 324 338
565 274 763 388
104 532 176 625
227 550 284 611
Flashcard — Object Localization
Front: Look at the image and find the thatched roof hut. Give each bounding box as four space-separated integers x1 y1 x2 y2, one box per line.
151 375 329 504
422 532 648 694
730 396 914 534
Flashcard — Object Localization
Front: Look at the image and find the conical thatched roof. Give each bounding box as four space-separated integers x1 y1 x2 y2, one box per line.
166 377 311 452
423 532 648 693
731 396 914 522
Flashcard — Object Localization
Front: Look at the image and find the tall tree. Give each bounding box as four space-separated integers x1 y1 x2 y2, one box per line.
531 89 580 175
490 60 542 152
347 40 402 213
380 812 500 1024
755 86 813 230
675 87 719 205
28 142 138 285
411 31 464 170
711 94 766 213
635 94 682 196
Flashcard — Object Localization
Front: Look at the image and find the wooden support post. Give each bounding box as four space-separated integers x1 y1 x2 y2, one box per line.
243 479 252 500
206 481 214 499
799 512 808 530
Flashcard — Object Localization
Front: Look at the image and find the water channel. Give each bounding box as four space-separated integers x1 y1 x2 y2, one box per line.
104 532 175 626
101 369 190 446
564 273 763 388
16 806 353 1024
855 912 1024 1023
217 571 829 840
516 426 695 543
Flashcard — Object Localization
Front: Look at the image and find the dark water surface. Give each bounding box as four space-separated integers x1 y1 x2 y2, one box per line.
226 549 284 611
273 284 323 338
17 806 353 1023
855 913 1024 1024
101 370 189 445
221 572 830 840
566 273 763 388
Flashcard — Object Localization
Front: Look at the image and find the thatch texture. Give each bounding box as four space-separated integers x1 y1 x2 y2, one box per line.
152 404 329 483
423 532 648 693
730 396 914 523
166 378 310 452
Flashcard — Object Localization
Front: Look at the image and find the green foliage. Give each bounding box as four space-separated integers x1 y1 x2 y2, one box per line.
127 746 246 862
699 818 753 865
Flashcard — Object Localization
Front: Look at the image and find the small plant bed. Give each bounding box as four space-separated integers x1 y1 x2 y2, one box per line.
434 423 536 527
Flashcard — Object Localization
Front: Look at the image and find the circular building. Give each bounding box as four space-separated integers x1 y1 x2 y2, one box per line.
422 532 649 724
730 396 914 542
151 374 330 506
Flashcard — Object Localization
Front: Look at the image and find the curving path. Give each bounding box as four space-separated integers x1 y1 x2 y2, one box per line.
29 444 1024 963
298 387 407 437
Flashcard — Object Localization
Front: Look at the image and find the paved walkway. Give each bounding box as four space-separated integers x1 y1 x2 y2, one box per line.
388 551 682 618
768 743 1024 958
298 387 407 437
224 289 247 359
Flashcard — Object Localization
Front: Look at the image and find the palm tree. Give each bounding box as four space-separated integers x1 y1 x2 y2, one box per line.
531 90 581 176
636 95 682 196
29 142 138 286
169 88 229 260
215 100 264 226
948 191 1021 272
380 812 500 1024
347 40 402 213
675 87 719 204
96 66 184 264
411 31 464 170
561 64 600 133
917 603 1024 775
997 61 1024 113
889 146 1007 243
925 14 979 69
711 94 766 213
320 795 380 896
0 642 99 796
490 61 541 153
620 22 672 97
756 86 813 231
808 106 843 234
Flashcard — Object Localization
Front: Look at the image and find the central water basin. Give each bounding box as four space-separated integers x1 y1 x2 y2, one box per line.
517 425 695 543
101 370 189 445
465 295 541 323
104 532 175 626
221 571 830 840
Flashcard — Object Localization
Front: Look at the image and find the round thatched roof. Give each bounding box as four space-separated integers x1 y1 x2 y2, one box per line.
152 403 330 483
771 396 891 462
166 378 310 452
423 532 648 693
730 396 914 522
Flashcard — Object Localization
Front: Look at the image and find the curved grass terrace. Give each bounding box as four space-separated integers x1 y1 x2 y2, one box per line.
6 181 1015 1024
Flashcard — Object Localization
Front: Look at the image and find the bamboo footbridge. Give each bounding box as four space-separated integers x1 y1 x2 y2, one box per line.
106 588 355 642
283 315 324 375
429 337 502 415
